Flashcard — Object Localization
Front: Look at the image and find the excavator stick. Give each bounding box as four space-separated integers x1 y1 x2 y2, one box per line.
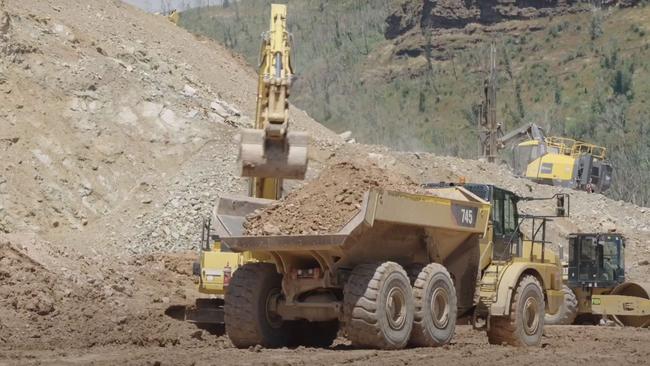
239 129 308 179
238 3 308 180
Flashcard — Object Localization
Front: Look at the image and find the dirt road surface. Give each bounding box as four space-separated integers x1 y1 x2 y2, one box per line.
2 326 649 366
1 0 649 365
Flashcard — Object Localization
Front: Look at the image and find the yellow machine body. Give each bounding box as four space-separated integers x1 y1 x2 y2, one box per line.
197 244 248 295
505 124 613 192
525 153 576 182
167 10 180 25
545 233 650 327
477 235 564 318
434 184 566 320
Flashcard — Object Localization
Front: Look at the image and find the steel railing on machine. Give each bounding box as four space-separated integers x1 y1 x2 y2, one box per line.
496 193 570 264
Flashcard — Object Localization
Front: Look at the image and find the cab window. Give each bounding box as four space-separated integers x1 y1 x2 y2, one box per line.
504 194 517 234
492 189 518 236
492 191 503 236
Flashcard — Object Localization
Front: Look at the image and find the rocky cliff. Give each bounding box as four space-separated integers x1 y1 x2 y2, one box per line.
386 0 639 39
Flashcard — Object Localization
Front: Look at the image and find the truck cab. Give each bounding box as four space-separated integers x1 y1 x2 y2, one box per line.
460 184 522 262
567 233 625 288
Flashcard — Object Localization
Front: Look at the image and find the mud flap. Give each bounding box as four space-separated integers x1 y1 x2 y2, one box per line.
239 129 308 179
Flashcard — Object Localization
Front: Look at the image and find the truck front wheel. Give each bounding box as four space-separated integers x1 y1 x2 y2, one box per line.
410 263 457 347
224 262 289 348
343 262 414 349
487 275 545 347
544 285 578 325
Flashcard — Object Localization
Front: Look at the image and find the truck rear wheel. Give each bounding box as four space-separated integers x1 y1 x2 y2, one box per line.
410 263 457 347
487 275 544 347
224 262 289 348
544 285 577 325
343 262 414 349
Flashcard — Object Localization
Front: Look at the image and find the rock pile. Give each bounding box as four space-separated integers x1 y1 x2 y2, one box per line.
243 161 424 236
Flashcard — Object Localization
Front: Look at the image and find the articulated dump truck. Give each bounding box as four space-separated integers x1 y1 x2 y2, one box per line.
213 184 567 349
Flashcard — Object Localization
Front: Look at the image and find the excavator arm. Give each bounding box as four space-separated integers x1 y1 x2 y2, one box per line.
239 4 308 199
187 4 308 325
497 122 547 152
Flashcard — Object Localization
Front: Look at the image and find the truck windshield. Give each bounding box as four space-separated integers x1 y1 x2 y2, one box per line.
570 234 624 284
492 190 518 237
599 235 624 281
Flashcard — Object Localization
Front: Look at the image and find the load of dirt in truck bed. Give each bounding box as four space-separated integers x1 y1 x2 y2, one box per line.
243 161 425 235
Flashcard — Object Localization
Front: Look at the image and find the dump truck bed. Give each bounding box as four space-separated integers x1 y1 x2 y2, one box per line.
214 187 490 315
214 187 490 264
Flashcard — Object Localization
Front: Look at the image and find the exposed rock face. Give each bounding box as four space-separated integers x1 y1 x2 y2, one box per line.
386 0 640 38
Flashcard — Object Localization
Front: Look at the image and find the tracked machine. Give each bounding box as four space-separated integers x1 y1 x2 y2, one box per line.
187 4 308 325
500 123 613 193
477 46 613 193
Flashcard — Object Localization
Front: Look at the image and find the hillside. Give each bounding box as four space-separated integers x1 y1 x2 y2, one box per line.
180 0 650 206
0 0 339 254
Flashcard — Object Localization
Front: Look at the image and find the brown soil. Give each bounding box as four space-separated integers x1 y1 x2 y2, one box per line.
0 234 230 351
0 0 649 364
243 161 424 235
3 325 649 366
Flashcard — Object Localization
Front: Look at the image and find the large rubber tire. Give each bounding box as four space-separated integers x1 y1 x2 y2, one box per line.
487 275 545 347
544 285 578 326
224 262 290 348
343 262 414 349
410 263 457 347
290 320 339 348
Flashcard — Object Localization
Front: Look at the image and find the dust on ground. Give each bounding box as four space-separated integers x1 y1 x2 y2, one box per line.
0 234 230 351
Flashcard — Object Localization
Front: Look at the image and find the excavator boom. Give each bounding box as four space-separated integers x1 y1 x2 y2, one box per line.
188 4 308 326
239 4 308 183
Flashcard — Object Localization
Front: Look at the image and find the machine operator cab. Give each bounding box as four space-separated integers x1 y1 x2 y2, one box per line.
424 183 523 261
424 182 569 265
512 140 542 177
462 184 522 261
567 233 625 288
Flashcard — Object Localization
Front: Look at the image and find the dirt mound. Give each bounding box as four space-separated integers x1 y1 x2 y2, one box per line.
0 235 229 350
0 0 648 363
0 0 341 256
244 161 424 235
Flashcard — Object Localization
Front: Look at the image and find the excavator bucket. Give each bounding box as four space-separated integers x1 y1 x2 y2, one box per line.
239 128 308 179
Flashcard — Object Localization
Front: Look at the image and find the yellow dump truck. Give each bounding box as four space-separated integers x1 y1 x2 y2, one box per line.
214 184 566 349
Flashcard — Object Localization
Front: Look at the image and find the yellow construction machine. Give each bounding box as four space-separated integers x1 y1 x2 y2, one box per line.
186 4 308 325
478 47 613 193
498 123 613 193
545 232 650 327
167 9 180 25
430 183 568 346
210 182 569 349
